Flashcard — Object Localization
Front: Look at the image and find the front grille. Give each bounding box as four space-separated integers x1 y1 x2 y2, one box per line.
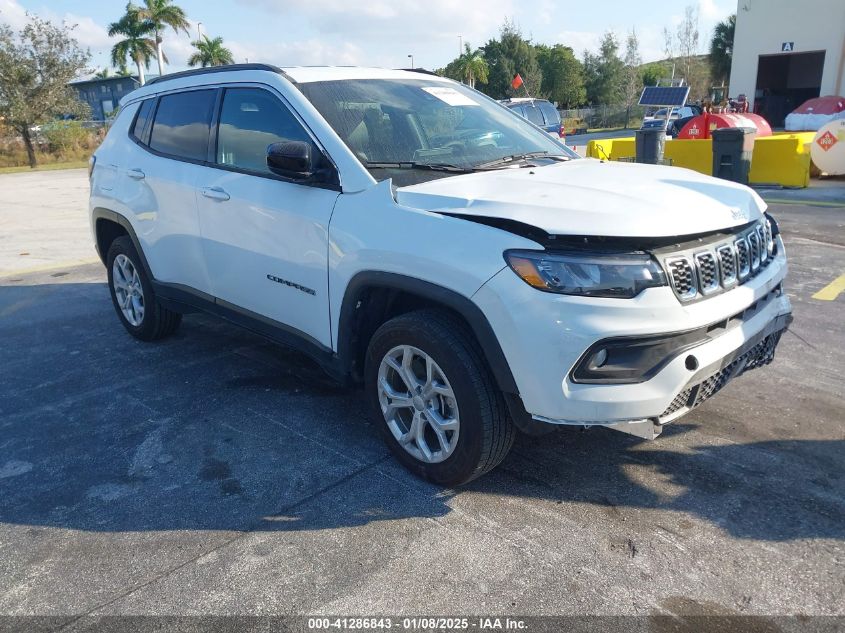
694 251 719 295
658 331 783 423
667 257 696 300
664 220 775 303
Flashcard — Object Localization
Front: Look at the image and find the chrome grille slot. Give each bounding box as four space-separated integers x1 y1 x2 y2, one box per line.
694 251 719 295
717 244 737 287
667 257 697 301
757 225 768 263
735 237 750 280
748 230 761 271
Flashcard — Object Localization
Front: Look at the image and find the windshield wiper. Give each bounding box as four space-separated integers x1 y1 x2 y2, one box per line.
362 161 474 173
474 152 571 169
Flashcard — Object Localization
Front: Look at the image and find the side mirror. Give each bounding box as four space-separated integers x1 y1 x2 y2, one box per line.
266 141 314 180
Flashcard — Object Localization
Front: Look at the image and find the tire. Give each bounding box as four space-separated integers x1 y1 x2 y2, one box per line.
365 309 515 486
106 236 181 341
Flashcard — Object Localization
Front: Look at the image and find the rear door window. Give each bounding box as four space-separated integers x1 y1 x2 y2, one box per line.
149 89 217 161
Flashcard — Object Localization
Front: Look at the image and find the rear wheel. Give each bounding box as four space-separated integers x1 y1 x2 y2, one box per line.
365 310 515 485
106 236 181 341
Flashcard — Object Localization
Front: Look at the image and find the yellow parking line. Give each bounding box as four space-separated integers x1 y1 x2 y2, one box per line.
813 273 845 301
0 258 101 279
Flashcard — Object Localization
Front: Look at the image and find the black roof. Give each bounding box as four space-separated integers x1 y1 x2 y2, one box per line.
146 63 291 85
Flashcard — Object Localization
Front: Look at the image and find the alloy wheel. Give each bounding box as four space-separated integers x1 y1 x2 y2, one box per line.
112 254 145 327
377 345 460 464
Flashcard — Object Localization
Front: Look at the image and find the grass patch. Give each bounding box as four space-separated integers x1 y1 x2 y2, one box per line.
0 161 89 174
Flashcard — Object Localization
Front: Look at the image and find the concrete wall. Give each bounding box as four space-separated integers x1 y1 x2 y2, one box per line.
730 0 845 105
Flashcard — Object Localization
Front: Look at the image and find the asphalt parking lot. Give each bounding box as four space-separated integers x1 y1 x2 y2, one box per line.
0 170 843 622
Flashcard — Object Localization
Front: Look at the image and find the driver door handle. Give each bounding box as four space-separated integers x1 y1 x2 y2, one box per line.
201 186 230 202
127 168 145 180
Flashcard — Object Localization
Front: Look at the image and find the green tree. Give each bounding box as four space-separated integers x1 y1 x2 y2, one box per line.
454 43 489 88
479 20 542 99
188 35 235 67
709 14 735 85
136 0 190 76
108 3 156 85
640 63 666 87
536 44 585 107
621 29 642 127
583 32 624 105
0 15 90 167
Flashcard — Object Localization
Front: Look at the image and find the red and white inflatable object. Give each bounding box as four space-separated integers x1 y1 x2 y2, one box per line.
677 113 773 140
785 96 845 132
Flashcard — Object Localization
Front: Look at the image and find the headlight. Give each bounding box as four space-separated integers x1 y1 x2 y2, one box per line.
505 250 667 298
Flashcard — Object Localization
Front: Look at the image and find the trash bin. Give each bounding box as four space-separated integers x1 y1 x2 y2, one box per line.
635 128 667 164
712 127 756 184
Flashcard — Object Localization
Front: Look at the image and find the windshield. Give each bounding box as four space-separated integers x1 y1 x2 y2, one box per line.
298 78 577 184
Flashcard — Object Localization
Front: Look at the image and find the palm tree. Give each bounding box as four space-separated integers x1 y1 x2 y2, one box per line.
188 35 235 68
136 0 190 76
108 3 156 85
709 14 735 85
456 43 489 89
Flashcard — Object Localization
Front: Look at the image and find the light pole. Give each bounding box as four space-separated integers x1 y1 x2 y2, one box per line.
458 34 462 56
408 54 414 69
197 22 203 40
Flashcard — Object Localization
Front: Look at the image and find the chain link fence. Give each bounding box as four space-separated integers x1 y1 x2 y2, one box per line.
559 105 649 131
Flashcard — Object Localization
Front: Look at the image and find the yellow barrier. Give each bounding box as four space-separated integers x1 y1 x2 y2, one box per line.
586 137 634 160
586 132 813 187
665 139 713 175
749 135 811 188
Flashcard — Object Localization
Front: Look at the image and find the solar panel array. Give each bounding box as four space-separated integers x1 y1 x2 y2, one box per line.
639 86 690 107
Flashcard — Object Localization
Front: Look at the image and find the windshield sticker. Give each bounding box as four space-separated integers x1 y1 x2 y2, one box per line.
422 86 480 107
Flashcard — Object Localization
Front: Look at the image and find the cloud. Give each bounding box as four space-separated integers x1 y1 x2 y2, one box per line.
0 0 26 29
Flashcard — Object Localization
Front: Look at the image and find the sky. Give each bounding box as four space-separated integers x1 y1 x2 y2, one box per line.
0 0 736 76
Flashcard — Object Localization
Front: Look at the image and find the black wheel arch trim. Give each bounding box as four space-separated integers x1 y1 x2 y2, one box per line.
337 271 520 397
92 208 155 281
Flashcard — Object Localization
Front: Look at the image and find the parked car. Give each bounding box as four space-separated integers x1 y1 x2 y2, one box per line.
90 65 792 485
499 98 565 138
641 105 702 135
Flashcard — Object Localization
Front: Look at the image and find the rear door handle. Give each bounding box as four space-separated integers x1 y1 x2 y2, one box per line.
127 168 145 180
201 187 230 202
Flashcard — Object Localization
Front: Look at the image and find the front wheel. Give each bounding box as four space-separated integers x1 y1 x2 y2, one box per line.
365 310 515 486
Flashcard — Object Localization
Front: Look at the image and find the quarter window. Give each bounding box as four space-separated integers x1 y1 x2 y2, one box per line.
539 102 560 126
131 99 154 142
149 89 216 161
216 87 314 175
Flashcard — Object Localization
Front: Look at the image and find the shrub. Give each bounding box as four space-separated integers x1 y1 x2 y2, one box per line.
41 120 91 154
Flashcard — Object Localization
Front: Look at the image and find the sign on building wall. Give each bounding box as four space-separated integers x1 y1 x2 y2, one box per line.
782 42 795 51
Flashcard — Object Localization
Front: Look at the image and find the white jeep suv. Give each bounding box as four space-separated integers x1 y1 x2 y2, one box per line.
89 65 792 485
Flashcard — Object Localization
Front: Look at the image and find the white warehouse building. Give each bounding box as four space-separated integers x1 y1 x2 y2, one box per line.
729 0 845 127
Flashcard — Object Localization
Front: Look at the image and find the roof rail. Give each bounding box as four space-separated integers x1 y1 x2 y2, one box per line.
145 63 294 86
396 67 440 77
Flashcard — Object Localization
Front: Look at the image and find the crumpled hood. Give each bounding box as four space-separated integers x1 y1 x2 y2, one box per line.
395 159 766 238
